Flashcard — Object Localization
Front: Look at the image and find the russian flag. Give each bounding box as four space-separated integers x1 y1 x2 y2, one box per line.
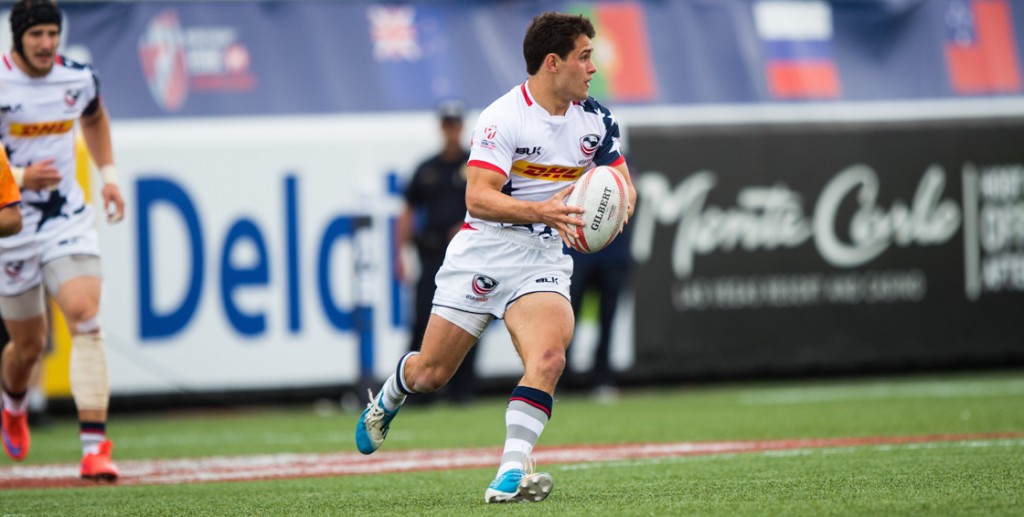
753 0 841 99
945 0 1022 94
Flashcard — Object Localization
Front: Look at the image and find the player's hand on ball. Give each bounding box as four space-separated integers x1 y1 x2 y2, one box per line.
562 166 628 253
545 183 584 249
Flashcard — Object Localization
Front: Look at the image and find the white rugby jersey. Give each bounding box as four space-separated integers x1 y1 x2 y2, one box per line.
0 53 100 247
467 82 625 236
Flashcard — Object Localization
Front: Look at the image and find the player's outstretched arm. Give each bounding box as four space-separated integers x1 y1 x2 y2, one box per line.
81 105 124 223
100 182 124 223
465 165 584 233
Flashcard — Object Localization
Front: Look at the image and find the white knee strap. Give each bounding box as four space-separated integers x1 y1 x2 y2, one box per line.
69 334 110 411
75 315 101 334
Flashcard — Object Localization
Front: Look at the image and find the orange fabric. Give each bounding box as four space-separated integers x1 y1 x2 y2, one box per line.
0 147 21 207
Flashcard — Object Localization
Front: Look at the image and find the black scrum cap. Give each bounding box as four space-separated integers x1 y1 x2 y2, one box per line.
10 0 62 56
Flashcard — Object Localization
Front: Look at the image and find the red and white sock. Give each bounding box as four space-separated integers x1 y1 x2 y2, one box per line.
1 388 28 416
80 421 107 456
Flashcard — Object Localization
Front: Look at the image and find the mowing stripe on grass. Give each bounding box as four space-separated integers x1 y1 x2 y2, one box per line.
739 379 1024 405
1 432 1020 490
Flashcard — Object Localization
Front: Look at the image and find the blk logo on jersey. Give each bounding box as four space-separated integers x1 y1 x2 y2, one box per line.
535 276 558 284
484 125 498 140
579 134 600 156
515 146 542 155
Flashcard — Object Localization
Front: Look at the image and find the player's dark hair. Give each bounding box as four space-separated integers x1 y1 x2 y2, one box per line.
523 12 595 76
10 0 62 58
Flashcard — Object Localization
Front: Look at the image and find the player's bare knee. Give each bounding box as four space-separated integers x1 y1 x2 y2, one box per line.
532 349 566 381
9 337 46 363
409 367 447 393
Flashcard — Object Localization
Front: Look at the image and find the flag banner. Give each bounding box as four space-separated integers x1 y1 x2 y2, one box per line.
754 0 841 99
571 2 658 103
42 1 1023 117
944 0 1022 94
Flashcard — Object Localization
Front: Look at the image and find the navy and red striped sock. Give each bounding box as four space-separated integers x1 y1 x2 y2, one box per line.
80 421 106 456
497 385 554 476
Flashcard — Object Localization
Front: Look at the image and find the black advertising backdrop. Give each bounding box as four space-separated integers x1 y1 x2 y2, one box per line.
627 120 1024 380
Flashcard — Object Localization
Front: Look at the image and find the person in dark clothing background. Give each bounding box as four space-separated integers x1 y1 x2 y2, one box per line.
566 221 632 401
395 100 478 404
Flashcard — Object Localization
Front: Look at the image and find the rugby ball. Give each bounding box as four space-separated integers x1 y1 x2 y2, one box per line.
564 166 628 253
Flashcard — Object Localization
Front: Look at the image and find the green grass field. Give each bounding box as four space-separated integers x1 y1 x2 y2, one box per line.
2 370 1023 516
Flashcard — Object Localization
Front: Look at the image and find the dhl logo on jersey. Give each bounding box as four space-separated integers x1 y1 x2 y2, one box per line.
9 120 75 138
511 160 586 181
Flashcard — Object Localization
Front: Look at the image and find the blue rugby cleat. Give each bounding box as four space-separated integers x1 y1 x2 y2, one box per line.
355 389 401 454
484 457 553 503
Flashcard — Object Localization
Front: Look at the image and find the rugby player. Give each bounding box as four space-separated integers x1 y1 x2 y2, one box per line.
355 11 636 503
0 0 124 481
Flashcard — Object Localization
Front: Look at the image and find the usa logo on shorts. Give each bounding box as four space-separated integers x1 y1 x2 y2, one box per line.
472 274 498 295
4 260 24 279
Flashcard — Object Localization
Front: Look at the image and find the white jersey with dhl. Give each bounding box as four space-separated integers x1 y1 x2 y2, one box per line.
466 82 625 237
0 53 100 248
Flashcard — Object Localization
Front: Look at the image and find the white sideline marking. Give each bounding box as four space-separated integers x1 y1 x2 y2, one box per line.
1 434 1021 489
561 438 1024 468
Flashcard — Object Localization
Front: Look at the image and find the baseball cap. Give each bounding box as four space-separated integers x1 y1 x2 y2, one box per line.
437 99 465 121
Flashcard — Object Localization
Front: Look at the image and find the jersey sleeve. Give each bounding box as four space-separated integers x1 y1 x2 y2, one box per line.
0 147 21 208
82 69 102 117
467 103 517 177
586 98 625 167
55 55 103 117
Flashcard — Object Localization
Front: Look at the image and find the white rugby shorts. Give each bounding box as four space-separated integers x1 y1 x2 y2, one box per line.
432 224 573 319
0 211 101 297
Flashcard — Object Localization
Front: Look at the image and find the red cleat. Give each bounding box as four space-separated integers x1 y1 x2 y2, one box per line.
81 440 120 481
1 409 30 461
